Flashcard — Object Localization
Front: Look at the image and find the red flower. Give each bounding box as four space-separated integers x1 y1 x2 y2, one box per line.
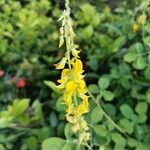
0 70 5 77
16 78 26 88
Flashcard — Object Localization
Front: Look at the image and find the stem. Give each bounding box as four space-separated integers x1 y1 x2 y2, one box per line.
87 87 126 134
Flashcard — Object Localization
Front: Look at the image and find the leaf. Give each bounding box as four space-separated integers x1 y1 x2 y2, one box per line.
144 36 150 47
102 90 114 101
44 80 61 93
88 84 100 94
103 104 116 116
111 133 126 149
127 138 138 148
120 104 134 119
134 42 144 53
62 143 72 150
112 36 126 52
144 66 150 79
135 102 148 115
145 23 150 34
146 89 150 103
98 76 110 90
64 123 73 139
119 118 134 134
133 56 146 70
13 99 30 116
0 144 6 150
42 137 65 150
93 124 107 137
124 52 137 63
27 136 38 150
90 106 103 124
49 112 58 127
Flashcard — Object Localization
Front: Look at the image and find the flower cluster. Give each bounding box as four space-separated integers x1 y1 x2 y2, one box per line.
55 0 90 143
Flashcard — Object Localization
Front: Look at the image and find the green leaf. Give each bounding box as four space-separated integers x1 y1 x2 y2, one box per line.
0 144 6 150
62 143 72 150
93 124 107 137
144 66 150 79
64 123 73 139
120 104 134 119
127 138 138 148
112 36 126 52
111 133 126 149
103 104 116 116
134 43 144 53
90 106 103 124
119 118 134 134
135 102 148 115
98 76 110 90
133 56 146 70
88 84 100 94
27 136 38 150
102 90 114 101
49 112 58 127
42 137 65 150
145 23 150 34
144 36 150 47
124 52 137 63
146 89 150 103
44 81 61 94
13 99 30 116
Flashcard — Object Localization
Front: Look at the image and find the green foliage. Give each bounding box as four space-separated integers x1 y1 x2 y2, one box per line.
0 0 150 150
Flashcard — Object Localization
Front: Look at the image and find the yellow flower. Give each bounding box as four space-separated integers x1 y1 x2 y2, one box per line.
55 57 67 69
76 102 89 117
66 80 77 94
57 69 70 88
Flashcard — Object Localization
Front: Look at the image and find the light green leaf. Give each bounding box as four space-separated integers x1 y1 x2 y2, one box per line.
111 133 126 148
144 66 150 79
62 143 72 150
120 104 134 119
0 144 6 150
133 56 146 70
49 112 58 127
144 36 150 47
124 52 137 63
90 106 103 124
93 124 107 137
102 90 114 101
112 36 126 52
14 99 30 116
42 137 65 150
44 81 61 94
88 84 100 94
98 76 110 90
135 102 148 115
64 123 73 139
119 118 134 134
127 138 138 148
145 23 150 34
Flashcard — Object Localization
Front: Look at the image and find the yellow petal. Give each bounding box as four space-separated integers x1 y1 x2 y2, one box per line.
76 102 88 117
66 80 77 94
72 59 83 76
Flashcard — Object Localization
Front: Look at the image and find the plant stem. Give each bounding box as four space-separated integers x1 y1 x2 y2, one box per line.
87 87 125 134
